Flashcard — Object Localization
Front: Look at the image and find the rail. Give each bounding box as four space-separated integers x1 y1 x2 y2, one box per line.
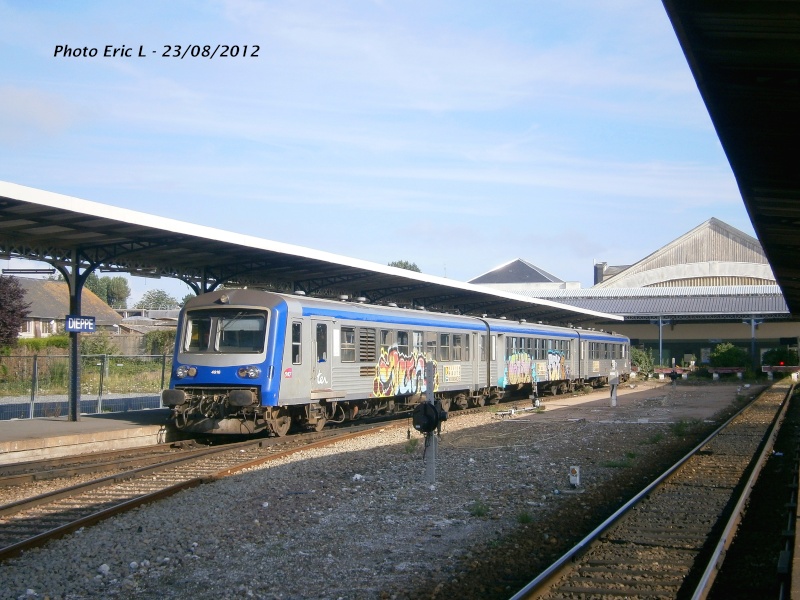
509 380 793 600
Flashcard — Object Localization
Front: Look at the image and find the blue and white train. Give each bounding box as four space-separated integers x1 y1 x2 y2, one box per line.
161 289 630 435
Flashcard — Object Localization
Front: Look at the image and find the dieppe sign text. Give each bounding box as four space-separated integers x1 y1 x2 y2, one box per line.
65 315 96 333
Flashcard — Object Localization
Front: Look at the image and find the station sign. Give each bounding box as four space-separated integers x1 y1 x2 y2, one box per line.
65 315 96 333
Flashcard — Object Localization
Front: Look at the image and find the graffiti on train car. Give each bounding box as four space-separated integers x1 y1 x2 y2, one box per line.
504 352 534 385
547 350 567 380
372 345 439 397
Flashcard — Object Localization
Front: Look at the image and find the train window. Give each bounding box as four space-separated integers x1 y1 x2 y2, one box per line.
185 315 212 352
622 344 626 358
491 335 497 361
452 334 463 361
380 329 393 354
397 331 409 356
412 331 424 356
292 322 302 364
465 335 470 361
480 335 486 361
316 323 327 362
358 328 376 362
426 332 438 360
184 309 267 354
341 327 356 362
440 334 451 361
220 313 267 352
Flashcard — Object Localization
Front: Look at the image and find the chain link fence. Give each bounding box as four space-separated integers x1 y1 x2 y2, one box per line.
0 354 172 420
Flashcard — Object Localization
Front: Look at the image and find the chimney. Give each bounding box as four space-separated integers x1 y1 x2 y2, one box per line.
594 261 607 285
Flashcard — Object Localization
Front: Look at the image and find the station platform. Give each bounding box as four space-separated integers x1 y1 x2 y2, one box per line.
0 409 181 465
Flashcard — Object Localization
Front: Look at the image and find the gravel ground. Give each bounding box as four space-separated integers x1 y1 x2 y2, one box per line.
0 381 756 600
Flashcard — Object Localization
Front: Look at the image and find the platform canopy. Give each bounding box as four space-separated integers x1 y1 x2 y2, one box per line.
663 1 800 316
0 181 621 325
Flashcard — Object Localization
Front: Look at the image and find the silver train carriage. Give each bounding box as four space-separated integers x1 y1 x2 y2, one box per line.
161 289 630 435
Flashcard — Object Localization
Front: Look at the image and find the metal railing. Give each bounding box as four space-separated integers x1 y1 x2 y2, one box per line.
0 354 172 420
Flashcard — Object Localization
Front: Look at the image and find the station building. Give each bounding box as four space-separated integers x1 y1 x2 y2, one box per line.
470 218 799 368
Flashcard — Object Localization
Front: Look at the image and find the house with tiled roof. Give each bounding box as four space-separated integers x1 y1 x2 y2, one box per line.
8 277 122 338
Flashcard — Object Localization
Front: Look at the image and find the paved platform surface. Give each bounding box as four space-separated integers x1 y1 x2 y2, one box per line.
0 408 181 465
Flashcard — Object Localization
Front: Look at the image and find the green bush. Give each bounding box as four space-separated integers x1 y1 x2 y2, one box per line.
761 347 799 367
631 347 654 376
710 343 749 368
17 336 70 351
80 332 119 355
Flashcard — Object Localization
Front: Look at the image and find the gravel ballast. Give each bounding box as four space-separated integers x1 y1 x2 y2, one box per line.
0 382 755 600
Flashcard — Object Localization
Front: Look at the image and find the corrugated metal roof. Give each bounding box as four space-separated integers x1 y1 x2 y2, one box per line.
505 286 789 319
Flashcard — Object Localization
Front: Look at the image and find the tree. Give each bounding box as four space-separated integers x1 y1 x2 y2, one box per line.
85 273 130 308
105 277 131 309
181 293 196 307
0 277 31 348
85 272 108 301
388 260 421 272
135 289 180 310
710 342 749 368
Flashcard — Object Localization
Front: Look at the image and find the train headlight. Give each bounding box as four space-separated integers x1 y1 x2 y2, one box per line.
238 366 261 379
175 365 198 378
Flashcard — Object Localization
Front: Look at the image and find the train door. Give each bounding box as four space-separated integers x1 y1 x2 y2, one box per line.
311 320 332 389
472 332 483 387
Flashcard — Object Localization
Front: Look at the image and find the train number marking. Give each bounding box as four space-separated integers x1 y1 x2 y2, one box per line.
316 372 328 385
211 369 221 375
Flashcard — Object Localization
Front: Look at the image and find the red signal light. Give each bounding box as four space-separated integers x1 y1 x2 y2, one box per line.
779 361 785 366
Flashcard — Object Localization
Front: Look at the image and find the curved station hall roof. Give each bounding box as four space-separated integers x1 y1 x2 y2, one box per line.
0 181 620 325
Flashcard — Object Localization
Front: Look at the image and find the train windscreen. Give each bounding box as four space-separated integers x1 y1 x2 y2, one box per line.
183 309 268 354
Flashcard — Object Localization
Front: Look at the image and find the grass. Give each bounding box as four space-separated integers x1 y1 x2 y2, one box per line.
517 512 533 524
404 438 419 454
670 418 702 438
642 432 664 445
468 501 489 517
602 452 637 468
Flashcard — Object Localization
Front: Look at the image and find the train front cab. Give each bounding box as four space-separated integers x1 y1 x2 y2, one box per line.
162 290 290 436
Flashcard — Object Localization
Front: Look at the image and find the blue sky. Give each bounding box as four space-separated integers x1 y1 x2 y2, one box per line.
0 1 750 304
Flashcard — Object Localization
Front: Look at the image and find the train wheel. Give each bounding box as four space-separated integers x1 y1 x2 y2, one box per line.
439 396 452 412
487 393 501 405
469 395 485 408
271 408 291 437
313 417 327 432
453 393 468 410
559 383 568 395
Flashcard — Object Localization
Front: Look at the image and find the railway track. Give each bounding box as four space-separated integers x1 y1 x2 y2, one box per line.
511 379 793 600
0 423 394 562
